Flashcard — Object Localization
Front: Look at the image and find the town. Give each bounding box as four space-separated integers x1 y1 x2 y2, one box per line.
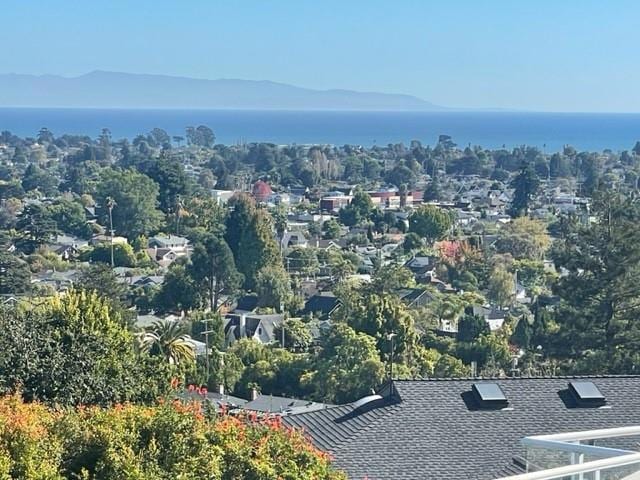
2 124 640 477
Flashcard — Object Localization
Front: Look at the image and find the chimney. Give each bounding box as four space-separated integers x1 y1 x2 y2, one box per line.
471 361 478 377
218 384 225 395
239 314 247 338
251 388 259 401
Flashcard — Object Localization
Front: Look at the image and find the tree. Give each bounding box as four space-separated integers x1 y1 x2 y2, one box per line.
371 265 415 293
15 204 58 254
551 190 640 372
403 232 423 251
186 125 216 147
0 290 171 406
154 263 202 313
255 265 293 311
423 175 442 201
307 323 386 403
335 283 418 360
189 234 243 311
77 264 128 307
86 242 137 267
512 314 533 349
496 217 550 260
274 318 313 351
286 247 319 276
408 204 454 243
433 354 470 377
225 194 280 289
47 199 92 238
141 157 191 213
0 251 31 295
508 162 540 217
96 168 164 239
140 320 196 366
322 218 342 239
338 189 373 227
488 266 515 308
456 312 490 342
21 164 58 195
0 395 345 480
148 127 171 146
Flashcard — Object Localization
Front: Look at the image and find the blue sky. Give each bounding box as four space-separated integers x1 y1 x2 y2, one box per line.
2 0 639 112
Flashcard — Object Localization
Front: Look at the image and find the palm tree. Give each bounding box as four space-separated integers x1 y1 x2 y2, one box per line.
140 320 196 365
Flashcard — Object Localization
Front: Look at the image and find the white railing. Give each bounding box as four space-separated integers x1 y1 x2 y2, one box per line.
496 426 640 480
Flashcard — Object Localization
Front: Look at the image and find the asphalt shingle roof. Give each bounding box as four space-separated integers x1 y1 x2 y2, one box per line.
283 377 640 480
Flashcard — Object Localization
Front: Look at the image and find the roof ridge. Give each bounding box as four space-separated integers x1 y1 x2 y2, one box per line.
391 374 640 382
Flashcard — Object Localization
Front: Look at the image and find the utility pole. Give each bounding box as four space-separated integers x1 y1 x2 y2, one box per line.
106 197 116 268
200 317 217 383
387 333 397 380
280 320 286 349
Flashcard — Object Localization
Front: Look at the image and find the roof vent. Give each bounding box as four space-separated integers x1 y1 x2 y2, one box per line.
352 394 383 410
472 383 508 409
568 381 606 407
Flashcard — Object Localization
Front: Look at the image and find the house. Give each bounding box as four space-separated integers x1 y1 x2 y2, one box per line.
223 313 284 346
320 195 352 212
404 256 438 283
130 275 165 288
180 389 248 411
281 231 308 249
299 293 341 320
90 234 128 246
32 269 80 291
472 305 507 331
146 247 180 268
252 180 273 203
146 235 190 268
395 288 435 309
210 189 236 205
46 234 89 260
148 235 189 253
233 294 259 313
243 394 332 415
284 377 640 480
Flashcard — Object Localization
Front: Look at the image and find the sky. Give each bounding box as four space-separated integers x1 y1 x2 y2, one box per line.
2 0 639 112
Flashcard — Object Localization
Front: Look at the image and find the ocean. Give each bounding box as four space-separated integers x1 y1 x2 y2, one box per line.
1 108 640 152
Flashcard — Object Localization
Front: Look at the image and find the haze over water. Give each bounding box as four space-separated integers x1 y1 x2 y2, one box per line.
2 108 640 152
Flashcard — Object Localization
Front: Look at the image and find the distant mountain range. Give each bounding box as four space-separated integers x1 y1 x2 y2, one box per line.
0 70 445 111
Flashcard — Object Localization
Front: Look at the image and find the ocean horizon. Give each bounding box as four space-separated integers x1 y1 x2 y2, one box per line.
1 108 640 152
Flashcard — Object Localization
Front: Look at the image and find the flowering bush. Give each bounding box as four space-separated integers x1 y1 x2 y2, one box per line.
0 394 345 480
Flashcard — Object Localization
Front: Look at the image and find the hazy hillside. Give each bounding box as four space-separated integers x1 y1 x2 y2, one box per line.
0 71 444 111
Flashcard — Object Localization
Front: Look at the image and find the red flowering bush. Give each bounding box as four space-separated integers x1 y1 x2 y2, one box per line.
0 395 345 480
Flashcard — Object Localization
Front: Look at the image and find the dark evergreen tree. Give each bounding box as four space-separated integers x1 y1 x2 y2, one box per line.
508 161 540 217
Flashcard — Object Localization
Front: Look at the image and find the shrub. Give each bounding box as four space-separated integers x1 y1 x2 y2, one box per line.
0 395 346 480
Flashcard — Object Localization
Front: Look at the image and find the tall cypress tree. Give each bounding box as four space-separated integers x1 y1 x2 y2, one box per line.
508 161 540 218
225 194 280 289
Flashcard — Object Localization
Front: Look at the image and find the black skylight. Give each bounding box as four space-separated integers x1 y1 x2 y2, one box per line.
568 381 606 407
472 383 508 409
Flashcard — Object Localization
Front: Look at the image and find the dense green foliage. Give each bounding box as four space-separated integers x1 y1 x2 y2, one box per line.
0 291 172 406
0 394 344 480
3 124 640 430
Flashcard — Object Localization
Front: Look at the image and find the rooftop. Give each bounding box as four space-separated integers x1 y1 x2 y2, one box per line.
283 377 640 480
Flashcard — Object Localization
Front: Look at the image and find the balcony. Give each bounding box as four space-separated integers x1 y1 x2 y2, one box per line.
497 426 640 480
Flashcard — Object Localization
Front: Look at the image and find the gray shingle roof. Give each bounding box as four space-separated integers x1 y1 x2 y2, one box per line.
283 377 640 480
243 394 333 414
